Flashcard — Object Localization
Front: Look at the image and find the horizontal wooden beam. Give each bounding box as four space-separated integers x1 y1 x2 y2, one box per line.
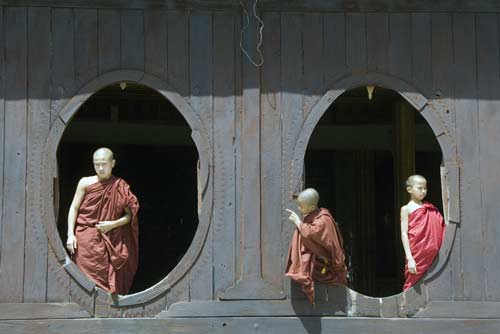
0 303 90 320
0 0 499 12
1 316 500 333
414 301 500 319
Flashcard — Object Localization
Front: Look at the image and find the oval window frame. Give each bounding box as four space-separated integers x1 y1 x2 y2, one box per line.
288 72 460 313
41 70 213 307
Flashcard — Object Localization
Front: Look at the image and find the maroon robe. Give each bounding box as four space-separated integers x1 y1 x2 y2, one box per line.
286 208 348 303
73 176 139 295
403 202 445 291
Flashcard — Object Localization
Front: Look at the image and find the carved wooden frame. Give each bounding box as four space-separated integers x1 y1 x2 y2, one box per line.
288 72 460 315
40 70 213 307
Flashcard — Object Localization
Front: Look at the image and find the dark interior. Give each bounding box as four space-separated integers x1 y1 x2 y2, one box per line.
305 86 443 297
56 83 198 294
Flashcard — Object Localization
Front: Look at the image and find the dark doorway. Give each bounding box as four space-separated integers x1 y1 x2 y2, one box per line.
305 87 443 297
56 83 198 294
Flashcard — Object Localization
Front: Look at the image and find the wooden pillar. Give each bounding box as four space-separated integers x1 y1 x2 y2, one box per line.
393 102 416 282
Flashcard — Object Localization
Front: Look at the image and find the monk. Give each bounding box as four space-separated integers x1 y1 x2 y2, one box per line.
400 174 446 291
66 148 139 295
285 188 348 304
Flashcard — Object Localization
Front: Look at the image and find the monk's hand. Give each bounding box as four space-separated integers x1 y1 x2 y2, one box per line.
408 258 418 274
286 209 301 228
96 221 116 234
66 235 77 254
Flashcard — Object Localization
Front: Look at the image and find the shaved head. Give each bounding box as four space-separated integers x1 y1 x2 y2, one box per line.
93 147 114 162
406 174 426 188
297 188 320 207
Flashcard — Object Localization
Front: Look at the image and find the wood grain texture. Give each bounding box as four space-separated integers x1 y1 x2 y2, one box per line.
121 10 144 70
23 6 51 303
0 7 28 303
98 9 120 74
145 10 167 79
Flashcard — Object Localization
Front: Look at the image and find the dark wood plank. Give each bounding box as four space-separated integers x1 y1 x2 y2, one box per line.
425 13 456 301
167 11 189 96
0 303 90 320
69 278 95 317
366 13 389 73
453 13 484 301
477 13 500 301
75 9 98 89
46 249 70 302
323 13 346 86
411 13 432 97
98 9 120 74
189 12 213 300
346 13 367 74
143 294 167 317
0 7 28 303
389 13 411 82
51 8 75 125
213 12 236 295
145 10 167 79
3 317 500 334
302 13 323 117
121 10 144 70
281 12 303 296
261 12 283 291
23 6 51 303
0 7 3 280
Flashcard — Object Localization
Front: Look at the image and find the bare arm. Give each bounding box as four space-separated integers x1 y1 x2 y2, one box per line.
400 206 418 274
66 178 88 254
96 207 132 234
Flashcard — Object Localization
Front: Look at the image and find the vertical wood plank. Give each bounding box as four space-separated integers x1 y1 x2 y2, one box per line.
366 13 389 73
51 8 75 125
75 9 98 89
302 13 323 117
261 12 283 290
145 10 167 79
411 13 432 98
46 248 70 302
0 7 28 302
213 12 236 295
23 6 51 303
453 13 484 301
165 10 190 303
0 7 5 294
121 10 144 70
389 13 412 82
426 13 457 301
323 13 346 86
477 13 500 301
167 11 189 96
189 12 213 301
98 9 120 74
346 13 367 74
281 13 303 295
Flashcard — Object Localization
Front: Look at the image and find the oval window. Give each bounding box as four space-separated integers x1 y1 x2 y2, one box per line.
304 86 443 297
56 82 199 294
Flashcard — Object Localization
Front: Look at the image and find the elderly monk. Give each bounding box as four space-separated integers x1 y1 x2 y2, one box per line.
285 188 348 303
400 174 446 291
66 148 139 295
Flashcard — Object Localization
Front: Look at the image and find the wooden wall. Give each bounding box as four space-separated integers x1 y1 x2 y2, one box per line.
0 4 497 318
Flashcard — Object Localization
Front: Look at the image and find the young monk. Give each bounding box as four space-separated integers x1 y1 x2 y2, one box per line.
400 174 446 291
285 188 348 304
66 148 139 295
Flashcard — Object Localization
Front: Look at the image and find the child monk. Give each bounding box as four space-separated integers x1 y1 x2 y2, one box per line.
285 188 348 303
400 174 446 291
66 147 139 295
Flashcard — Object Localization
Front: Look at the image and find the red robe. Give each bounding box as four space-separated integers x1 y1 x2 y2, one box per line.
286 208 348 303
73 176 139 295
403 202 445 291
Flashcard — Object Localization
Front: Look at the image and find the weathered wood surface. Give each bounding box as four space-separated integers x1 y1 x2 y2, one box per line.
2 317 500 334
0 7 28 303
0 303 90 320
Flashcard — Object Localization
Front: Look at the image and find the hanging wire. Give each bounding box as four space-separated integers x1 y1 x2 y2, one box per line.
240 0 264 67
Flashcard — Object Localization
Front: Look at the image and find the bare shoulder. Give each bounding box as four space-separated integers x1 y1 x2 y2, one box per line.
78 176 97 188
400 204 410 216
